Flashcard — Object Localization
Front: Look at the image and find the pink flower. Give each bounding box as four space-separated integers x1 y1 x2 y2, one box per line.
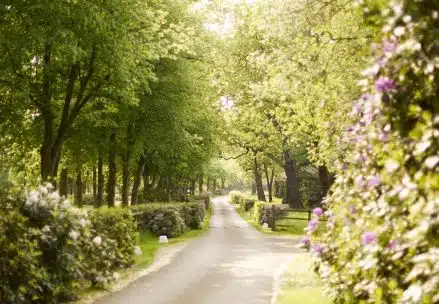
301 236 310 246
367 175 381 188
313 207 324 217
361 232 378 245
375 77 395 92
312 244 325 255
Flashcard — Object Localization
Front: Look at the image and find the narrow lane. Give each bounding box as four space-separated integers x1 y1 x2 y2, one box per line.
95 197 300 304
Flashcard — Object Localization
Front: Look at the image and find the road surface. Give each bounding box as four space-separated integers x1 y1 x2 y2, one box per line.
95 197 300 304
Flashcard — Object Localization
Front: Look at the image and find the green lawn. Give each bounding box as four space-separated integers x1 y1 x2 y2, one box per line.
274 211 309 234
276 254 330 304
135 204 212 267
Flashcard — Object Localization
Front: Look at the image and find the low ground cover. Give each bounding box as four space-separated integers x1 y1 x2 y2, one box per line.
276 254 330 304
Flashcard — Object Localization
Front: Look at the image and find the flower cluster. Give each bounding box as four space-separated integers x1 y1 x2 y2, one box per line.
1 184 137 302
305 1 439 303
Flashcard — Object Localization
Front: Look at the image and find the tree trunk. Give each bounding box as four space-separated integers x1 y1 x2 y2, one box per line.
93 166 97 202
318 165 333 203
207 177 211 192
213 178 217 193
198 176 203 194
190 179 196 196
107 133 117 207
75 168 83 207
251 182 256 195
284 150 301 208
131 156 146 205
59 168 68 198
274 180 281 198
264 165 274 202
96 154 104 207
254 158 266 201
122 159 130 207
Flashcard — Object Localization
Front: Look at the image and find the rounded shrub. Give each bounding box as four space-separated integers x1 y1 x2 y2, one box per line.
304 1 439 303
180 202 206 229
149 207 187 238
229 191 244 205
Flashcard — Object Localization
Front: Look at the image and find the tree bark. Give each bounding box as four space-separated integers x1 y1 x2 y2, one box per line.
284 150 302 208
93 165 97 202
59 168 68 198
318 165 333 203
190 179 196 196
213 178 217 193
251 182 256 195
198 176 203 194
207 177 211 192
131 156 146 205
254 158 266 202
96 154 104 207
75 168 83 207
221 177 225 189
122 159 130 207
264 164 274 202
274 180 281 198
107 133 117 207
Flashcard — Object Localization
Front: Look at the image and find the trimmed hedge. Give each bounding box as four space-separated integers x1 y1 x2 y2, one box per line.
0 184 137 303
252 201 287 228
229 191 244 205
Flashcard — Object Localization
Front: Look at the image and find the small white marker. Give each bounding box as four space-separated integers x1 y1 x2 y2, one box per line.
159 235 168 243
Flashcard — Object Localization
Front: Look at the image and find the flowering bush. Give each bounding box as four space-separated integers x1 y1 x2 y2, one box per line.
0 184 137 303
304 1 439 303
134 202 206 237
88 208 137 276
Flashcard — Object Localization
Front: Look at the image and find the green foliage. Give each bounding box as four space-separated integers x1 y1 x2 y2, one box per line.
0 185 137 303
305 1 439 303
149 207 187 238
133 201 207 237
242 199 255 211
89 208 137 270
0 210 47 303
229 191 244 204
253 201 267 224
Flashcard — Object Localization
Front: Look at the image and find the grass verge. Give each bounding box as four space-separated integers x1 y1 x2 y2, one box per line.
76 206 212 302
276 253 330 304
135 204 212 266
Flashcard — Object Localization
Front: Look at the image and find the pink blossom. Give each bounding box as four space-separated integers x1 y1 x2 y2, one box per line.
361 232 378 245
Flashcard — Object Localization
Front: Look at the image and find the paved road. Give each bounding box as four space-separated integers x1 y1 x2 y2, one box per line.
95 197 300 304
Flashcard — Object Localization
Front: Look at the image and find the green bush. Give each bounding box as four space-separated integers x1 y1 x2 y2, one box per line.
149 207 187 237
229 191 244 204
253 201 267 223
192 193 211 210
242 199 255 211
0 184 137 303
180 202 206 229
133 202 206 237
89 208 136 269
0 210 48 303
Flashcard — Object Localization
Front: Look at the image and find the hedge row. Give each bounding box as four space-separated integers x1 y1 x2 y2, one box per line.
132 200 208 238
0 184 137 304
229 193 287 230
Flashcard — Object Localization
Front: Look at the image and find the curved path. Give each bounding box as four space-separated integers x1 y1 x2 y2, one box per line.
95 197 300 304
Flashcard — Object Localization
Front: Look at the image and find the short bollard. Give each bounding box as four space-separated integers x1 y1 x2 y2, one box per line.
159 235 169 243
262 222 269 230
